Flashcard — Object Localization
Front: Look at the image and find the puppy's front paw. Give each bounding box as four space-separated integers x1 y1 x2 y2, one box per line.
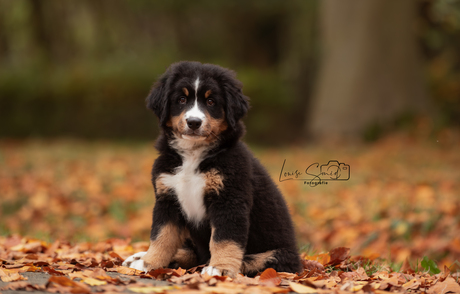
122 252 149 271
201 266 222 276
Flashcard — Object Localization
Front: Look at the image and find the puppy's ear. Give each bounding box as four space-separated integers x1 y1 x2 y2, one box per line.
146 75 170 126
223 76 250 129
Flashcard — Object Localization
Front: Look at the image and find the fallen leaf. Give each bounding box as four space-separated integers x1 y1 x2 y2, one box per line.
350 284 364 291
277 272 297 280
402 278 420 290
116 266 143 275
169 272 204 285
0 272 28 282
0 281 33 291
143 267 181 279
108 251 124 264
259 268 281 286
22 265 42 272
325 247 350 267
302 260 325 272
128 286 176 293
305 253 330 266
428 277 460 294
46 276 91 294
289 281 318 293
68 272 87 280
200 284 246 294
88 268 114 281
81 277 107 286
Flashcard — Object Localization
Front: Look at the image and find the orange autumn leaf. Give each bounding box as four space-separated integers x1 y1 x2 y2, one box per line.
259 268 281 286
289 281 317 293
304 253 330 266
428 277 460 294
0 272 28 283
116 266 143 276
325 247 350 267
46 276 91 294
81 277 107 286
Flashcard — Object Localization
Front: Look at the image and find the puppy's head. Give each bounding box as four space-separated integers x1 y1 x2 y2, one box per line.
146 61 249 144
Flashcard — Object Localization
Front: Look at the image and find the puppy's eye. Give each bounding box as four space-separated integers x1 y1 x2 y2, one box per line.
179 97 187 104
207 99 215 106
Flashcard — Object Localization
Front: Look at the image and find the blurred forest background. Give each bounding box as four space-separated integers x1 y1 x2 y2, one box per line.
1 0 460 268
1 0 460 143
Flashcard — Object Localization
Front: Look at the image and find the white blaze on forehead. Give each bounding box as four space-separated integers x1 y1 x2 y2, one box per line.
185 77 206 120
194 77 200 94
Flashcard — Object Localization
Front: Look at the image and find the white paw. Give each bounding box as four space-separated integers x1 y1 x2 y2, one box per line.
201 266 222 276
122 252 149 271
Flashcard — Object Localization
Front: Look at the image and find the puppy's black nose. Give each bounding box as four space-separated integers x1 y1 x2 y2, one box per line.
186 117 202 130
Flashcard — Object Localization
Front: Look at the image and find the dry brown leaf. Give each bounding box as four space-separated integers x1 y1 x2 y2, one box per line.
302 260 324 272
428 277 460 294
46 276 91 293
89 268 114 280
402 278 420 290
143 267 182 279
169 272 204 285
379 274 401 290
232 274 259 285
259 268 281 286
81 277 107 286
289 281 318 293
325 247 350 267
128 285 177 293
68 272 87 280
199 282 246 294
0 272 28 282
42 266 66 276
304 253 330 266
0 281 33 291
116 265 143 275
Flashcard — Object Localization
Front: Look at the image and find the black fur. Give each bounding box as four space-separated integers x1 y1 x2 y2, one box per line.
145 61 301 275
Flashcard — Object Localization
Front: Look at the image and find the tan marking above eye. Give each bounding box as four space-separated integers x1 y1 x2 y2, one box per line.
205 90 212 98
182 88 189 96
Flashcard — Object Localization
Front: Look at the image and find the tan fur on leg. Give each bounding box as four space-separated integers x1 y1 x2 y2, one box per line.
240 250 277 275
141 223 183 270
208 227 244 278
171 248 198 269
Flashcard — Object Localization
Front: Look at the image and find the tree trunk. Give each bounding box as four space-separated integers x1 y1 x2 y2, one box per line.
308 0 427 140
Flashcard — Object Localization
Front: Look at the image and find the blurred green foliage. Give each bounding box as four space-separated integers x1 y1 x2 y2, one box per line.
0 0 459 143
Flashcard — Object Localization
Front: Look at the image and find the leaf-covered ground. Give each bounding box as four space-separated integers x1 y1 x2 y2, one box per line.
1 237 460 293
1 129 460 293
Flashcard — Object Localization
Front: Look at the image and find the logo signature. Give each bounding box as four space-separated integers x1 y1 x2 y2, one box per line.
279 160 350 187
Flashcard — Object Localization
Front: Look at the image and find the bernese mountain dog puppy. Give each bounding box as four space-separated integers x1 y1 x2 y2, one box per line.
122 61 302 277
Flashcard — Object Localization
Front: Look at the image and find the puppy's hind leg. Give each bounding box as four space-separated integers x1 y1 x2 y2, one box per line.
240 250 277 277
240 249 302 277
168 239 198 269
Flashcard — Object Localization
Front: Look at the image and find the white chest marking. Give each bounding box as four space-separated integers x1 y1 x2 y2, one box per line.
159 147 207 226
